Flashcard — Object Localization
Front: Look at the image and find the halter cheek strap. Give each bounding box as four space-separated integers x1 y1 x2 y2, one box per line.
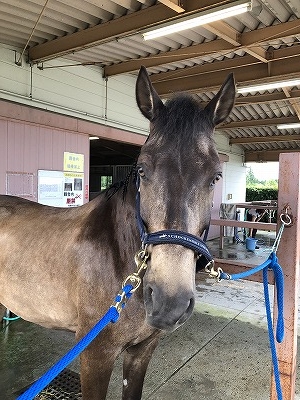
135 177 213 265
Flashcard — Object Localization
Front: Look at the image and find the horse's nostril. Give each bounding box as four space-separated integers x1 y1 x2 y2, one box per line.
146 285 153 300
187 297 195 314
177 296 195 326
144 285 154 314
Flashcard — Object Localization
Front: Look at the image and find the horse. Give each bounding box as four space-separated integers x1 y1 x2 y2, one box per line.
0 66 236 399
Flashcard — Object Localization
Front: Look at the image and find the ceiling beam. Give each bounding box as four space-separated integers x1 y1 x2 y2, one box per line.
158 0 185 13
29 4 173 62
230 134 300 145
220 116 299 130
240 18 300 47
151 54 300 96
202 20 268 62
282 87 300 120
150 46 300 84
104 19 299 77
202 20 241 46
245 149 300 163
151 53 260 83
235 89 300 106
28 0 218 63
198 90 300 109
104 39 233 77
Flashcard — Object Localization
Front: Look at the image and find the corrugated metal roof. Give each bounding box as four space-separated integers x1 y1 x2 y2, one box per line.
0 0 300 161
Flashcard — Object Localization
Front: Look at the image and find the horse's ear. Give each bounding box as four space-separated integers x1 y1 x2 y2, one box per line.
136 66 164 121
204 73 236 126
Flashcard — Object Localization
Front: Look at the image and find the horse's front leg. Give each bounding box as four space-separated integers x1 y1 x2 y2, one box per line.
78 332 119 400
122 332 161 400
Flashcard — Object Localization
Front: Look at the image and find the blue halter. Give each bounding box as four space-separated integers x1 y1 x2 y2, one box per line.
135 177 213 265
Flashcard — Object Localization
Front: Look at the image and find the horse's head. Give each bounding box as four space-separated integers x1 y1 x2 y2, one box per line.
135 66 236 331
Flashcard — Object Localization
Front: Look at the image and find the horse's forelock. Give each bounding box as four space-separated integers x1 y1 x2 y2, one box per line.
150 94 213 145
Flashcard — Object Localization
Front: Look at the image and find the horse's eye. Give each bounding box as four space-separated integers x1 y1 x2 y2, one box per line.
137 167 145 178
210 174 222 187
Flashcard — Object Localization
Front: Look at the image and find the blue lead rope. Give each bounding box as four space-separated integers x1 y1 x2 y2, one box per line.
16 284 133 400
219 251 284 400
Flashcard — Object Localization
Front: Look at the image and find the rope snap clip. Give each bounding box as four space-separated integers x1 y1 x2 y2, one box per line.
204 260 224 282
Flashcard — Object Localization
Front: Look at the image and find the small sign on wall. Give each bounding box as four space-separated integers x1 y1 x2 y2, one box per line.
64 152 84 172
38 170 84 207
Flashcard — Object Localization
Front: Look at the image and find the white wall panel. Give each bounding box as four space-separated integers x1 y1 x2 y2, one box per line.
0 44 149 135
223 154 247 204
0 45 30 97
106 74 149 132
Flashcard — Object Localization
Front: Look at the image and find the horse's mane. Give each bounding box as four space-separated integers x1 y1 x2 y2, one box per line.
104 160 137 201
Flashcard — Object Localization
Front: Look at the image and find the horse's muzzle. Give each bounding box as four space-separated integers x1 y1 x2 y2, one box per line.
143 284 195 331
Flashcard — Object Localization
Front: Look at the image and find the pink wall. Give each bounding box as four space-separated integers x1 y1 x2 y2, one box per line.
0 100 148 204
0 117 89 201
0 100 146 202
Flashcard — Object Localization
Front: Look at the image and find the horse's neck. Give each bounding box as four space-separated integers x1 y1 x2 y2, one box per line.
101 182 140 264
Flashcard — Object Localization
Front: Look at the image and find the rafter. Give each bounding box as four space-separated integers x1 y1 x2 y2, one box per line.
28 1 218 63
203 20 268 62
235 89 300 106
245 149 300 163
240 18 300 47
151 54 300 96
104 39 233 77
282 87 300 120
150 45 300 84
104 19 300 77
202 20 241 46
220 116 299 130
158 0 185 13
230 134 300 145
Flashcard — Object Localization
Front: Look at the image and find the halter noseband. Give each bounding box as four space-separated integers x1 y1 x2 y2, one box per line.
135 177 214 266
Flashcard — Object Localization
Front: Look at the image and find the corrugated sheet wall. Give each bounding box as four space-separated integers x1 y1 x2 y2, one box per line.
0 117 89 201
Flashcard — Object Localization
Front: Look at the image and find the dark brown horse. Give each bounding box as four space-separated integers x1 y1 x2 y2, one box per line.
0 66 235 399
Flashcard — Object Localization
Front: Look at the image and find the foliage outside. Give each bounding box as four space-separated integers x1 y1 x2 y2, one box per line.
246 167 278 189
246 167 278 202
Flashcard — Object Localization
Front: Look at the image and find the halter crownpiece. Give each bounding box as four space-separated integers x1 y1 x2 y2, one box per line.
135 177 214 266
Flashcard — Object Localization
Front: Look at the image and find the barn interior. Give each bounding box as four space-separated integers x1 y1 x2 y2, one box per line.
1 1 300 399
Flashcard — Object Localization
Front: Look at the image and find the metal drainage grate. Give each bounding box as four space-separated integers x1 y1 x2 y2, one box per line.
18 369 82 400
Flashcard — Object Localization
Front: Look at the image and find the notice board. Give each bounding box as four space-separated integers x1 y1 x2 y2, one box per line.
38 170 84 207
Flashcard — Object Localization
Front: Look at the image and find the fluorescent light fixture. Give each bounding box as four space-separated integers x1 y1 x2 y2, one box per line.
143 0 252 40
277 123 300 130
237 78 300 93
89 136 99 140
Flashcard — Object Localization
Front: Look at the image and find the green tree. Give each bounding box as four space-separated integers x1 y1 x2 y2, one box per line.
246 167 278 189
246 167 259 187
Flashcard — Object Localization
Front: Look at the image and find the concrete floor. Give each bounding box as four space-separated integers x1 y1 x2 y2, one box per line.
1 231 300 400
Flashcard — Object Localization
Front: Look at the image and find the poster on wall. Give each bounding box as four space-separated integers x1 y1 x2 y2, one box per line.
63 172 84 207
38 170 84 207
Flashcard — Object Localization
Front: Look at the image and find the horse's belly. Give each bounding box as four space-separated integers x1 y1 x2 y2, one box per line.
0 283 79 331
3 297 78 331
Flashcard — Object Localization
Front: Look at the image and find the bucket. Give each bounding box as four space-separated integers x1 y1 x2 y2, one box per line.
245 237 258 251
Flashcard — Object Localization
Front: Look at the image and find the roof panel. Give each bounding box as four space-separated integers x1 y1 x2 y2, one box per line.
0 0 299 160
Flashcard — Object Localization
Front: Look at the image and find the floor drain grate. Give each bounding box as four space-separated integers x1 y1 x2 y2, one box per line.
18 369 82 399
